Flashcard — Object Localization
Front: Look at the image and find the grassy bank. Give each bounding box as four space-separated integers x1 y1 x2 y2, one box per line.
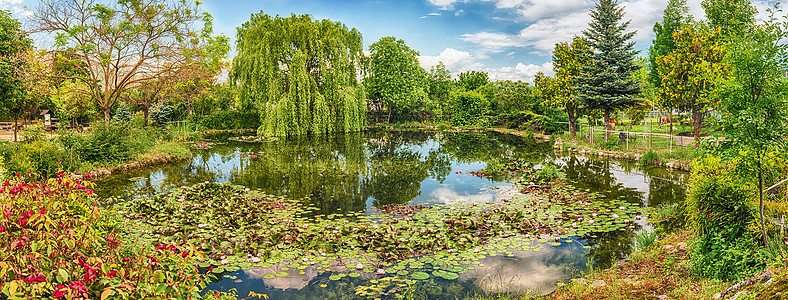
0 121 198 180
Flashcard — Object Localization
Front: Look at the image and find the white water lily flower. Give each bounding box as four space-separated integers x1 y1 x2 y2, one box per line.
221 259 229 265
251 257 261 263
376 269 385 275
356 263 364 270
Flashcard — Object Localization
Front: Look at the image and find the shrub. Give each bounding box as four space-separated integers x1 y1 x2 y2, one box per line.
191 110 261 130
449 90 489 127
0 175 222 299
600 139 619 151
19 141 63 179
686 155 764 281
639 150 661 166
633 230 658 251
529 165 565 184
77 121 132 164
492 111 564 134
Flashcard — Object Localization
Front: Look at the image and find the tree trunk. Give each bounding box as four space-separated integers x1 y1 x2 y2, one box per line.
692 105 702 142
603 109 610 142
568 109 578 137
758 154 770 249
387 101 393 124
13 118 18 142
104 107 112 121
143 105 150 127
669 111 673 136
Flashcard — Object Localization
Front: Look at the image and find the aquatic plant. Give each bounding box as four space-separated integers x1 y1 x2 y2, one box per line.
111 180 644 286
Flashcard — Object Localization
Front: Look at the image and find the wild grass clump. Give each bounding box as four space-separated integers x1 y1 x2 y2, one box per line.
639 150 660 166
633 230 658 251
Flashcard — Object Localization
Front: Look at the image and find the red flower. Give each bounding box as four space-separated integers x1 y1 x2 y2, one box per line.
182 251 189 258
106 270 117 278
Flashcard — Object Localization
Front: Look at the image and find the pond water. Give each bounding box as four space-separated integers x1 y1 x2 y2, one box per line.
97 129 688 298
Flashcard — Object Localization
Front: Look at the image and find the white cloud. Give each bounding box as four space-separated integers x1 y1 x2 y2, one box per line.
517 11 591 54
0 0 33 19
428 0 461 10
419 47 552 82
517 0 592 21
419 47 487 71
460 31 527 52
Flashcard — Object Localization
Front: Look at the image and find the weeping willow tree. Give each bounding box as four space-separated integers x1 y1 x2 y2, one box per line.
232 12 366 137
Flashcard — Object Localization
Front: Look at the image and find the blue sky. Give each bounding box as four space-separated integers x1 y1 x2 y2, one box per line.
3 0 785 82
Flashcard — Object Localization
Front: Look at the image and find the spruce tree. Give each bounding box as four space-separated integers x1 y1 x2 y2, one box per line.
576 0 641 138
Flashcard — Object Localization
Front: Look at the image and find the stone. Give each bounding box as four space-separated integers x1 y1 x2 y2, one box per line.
677 242 687 251
590 280 606 289
662 245 676 253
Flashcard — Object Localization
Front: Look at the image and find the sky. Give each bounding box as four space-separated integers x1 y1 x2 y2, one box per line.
3 0 785 83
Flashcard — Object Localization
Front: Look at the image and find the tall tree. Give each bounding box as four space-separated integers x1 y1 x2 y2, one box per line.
457 71 488 91
576 0 642 139
427 62 453 120
33 0 207 120
702 0 756 37
0 10 33 142
367 36 428 123
712 10 788 249
551 36 591 137
658 23 726 140
649 0 691 133
232 13 365 137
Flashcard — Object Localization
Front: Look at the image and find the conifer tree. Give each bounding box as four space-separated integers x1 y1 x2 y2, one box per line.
576 0 641 139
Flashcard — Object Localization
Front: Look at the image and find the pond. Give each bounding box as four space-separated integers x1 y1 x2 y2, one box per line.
97 129 688 299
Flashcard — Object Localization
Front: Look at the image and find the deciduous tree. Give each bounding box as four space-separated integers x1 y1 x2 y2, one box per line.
232 12 366 137
658 23 726 140
33 0 207 120
551 36 591 136
457 71 488 92
367 37 428 123
711 10 788 249
0 10 33 142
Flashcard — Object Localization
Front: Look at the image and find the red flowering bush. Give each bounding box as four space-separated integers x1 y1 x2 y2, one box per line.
0 174 223 299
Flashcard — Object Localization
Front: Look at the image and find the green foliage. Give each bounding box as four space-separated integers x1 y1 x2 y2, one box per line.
190 110 260 130
690 226 766 281
599 140 620 151
709 11 788 248
112 102 131 123
367 36 428 123
633 230 658 251
72 121 132 164
530 165 565 184
648 0 692 93
449 90 489 127
702 0 756 37
577 0 642 130
492 111 563 134
17 141 63 179
233 12 365 137
657 23 726 139
0 176 221 299
549 36 591 136
457 71 488 91
639 150 661 166
687 155 765 280
427 62 454 120
0 10 34 142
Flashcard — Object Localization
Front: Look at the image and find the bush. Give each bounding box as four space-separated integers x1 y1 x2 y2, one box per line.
449 90 489 127
493 111 564 134
529 164 565 184
639 150 661 166
19 141 63 179
191 110 261 130
0 175 225 299
77 121 132 164
686 155 764 281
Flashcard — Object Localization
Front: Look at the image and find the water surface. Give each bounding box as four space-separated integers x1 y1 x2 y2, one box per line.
97 129 688 298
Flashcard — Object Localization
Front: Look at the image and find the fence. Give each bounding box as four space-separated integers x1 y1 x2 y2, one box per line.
556 121 695 152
